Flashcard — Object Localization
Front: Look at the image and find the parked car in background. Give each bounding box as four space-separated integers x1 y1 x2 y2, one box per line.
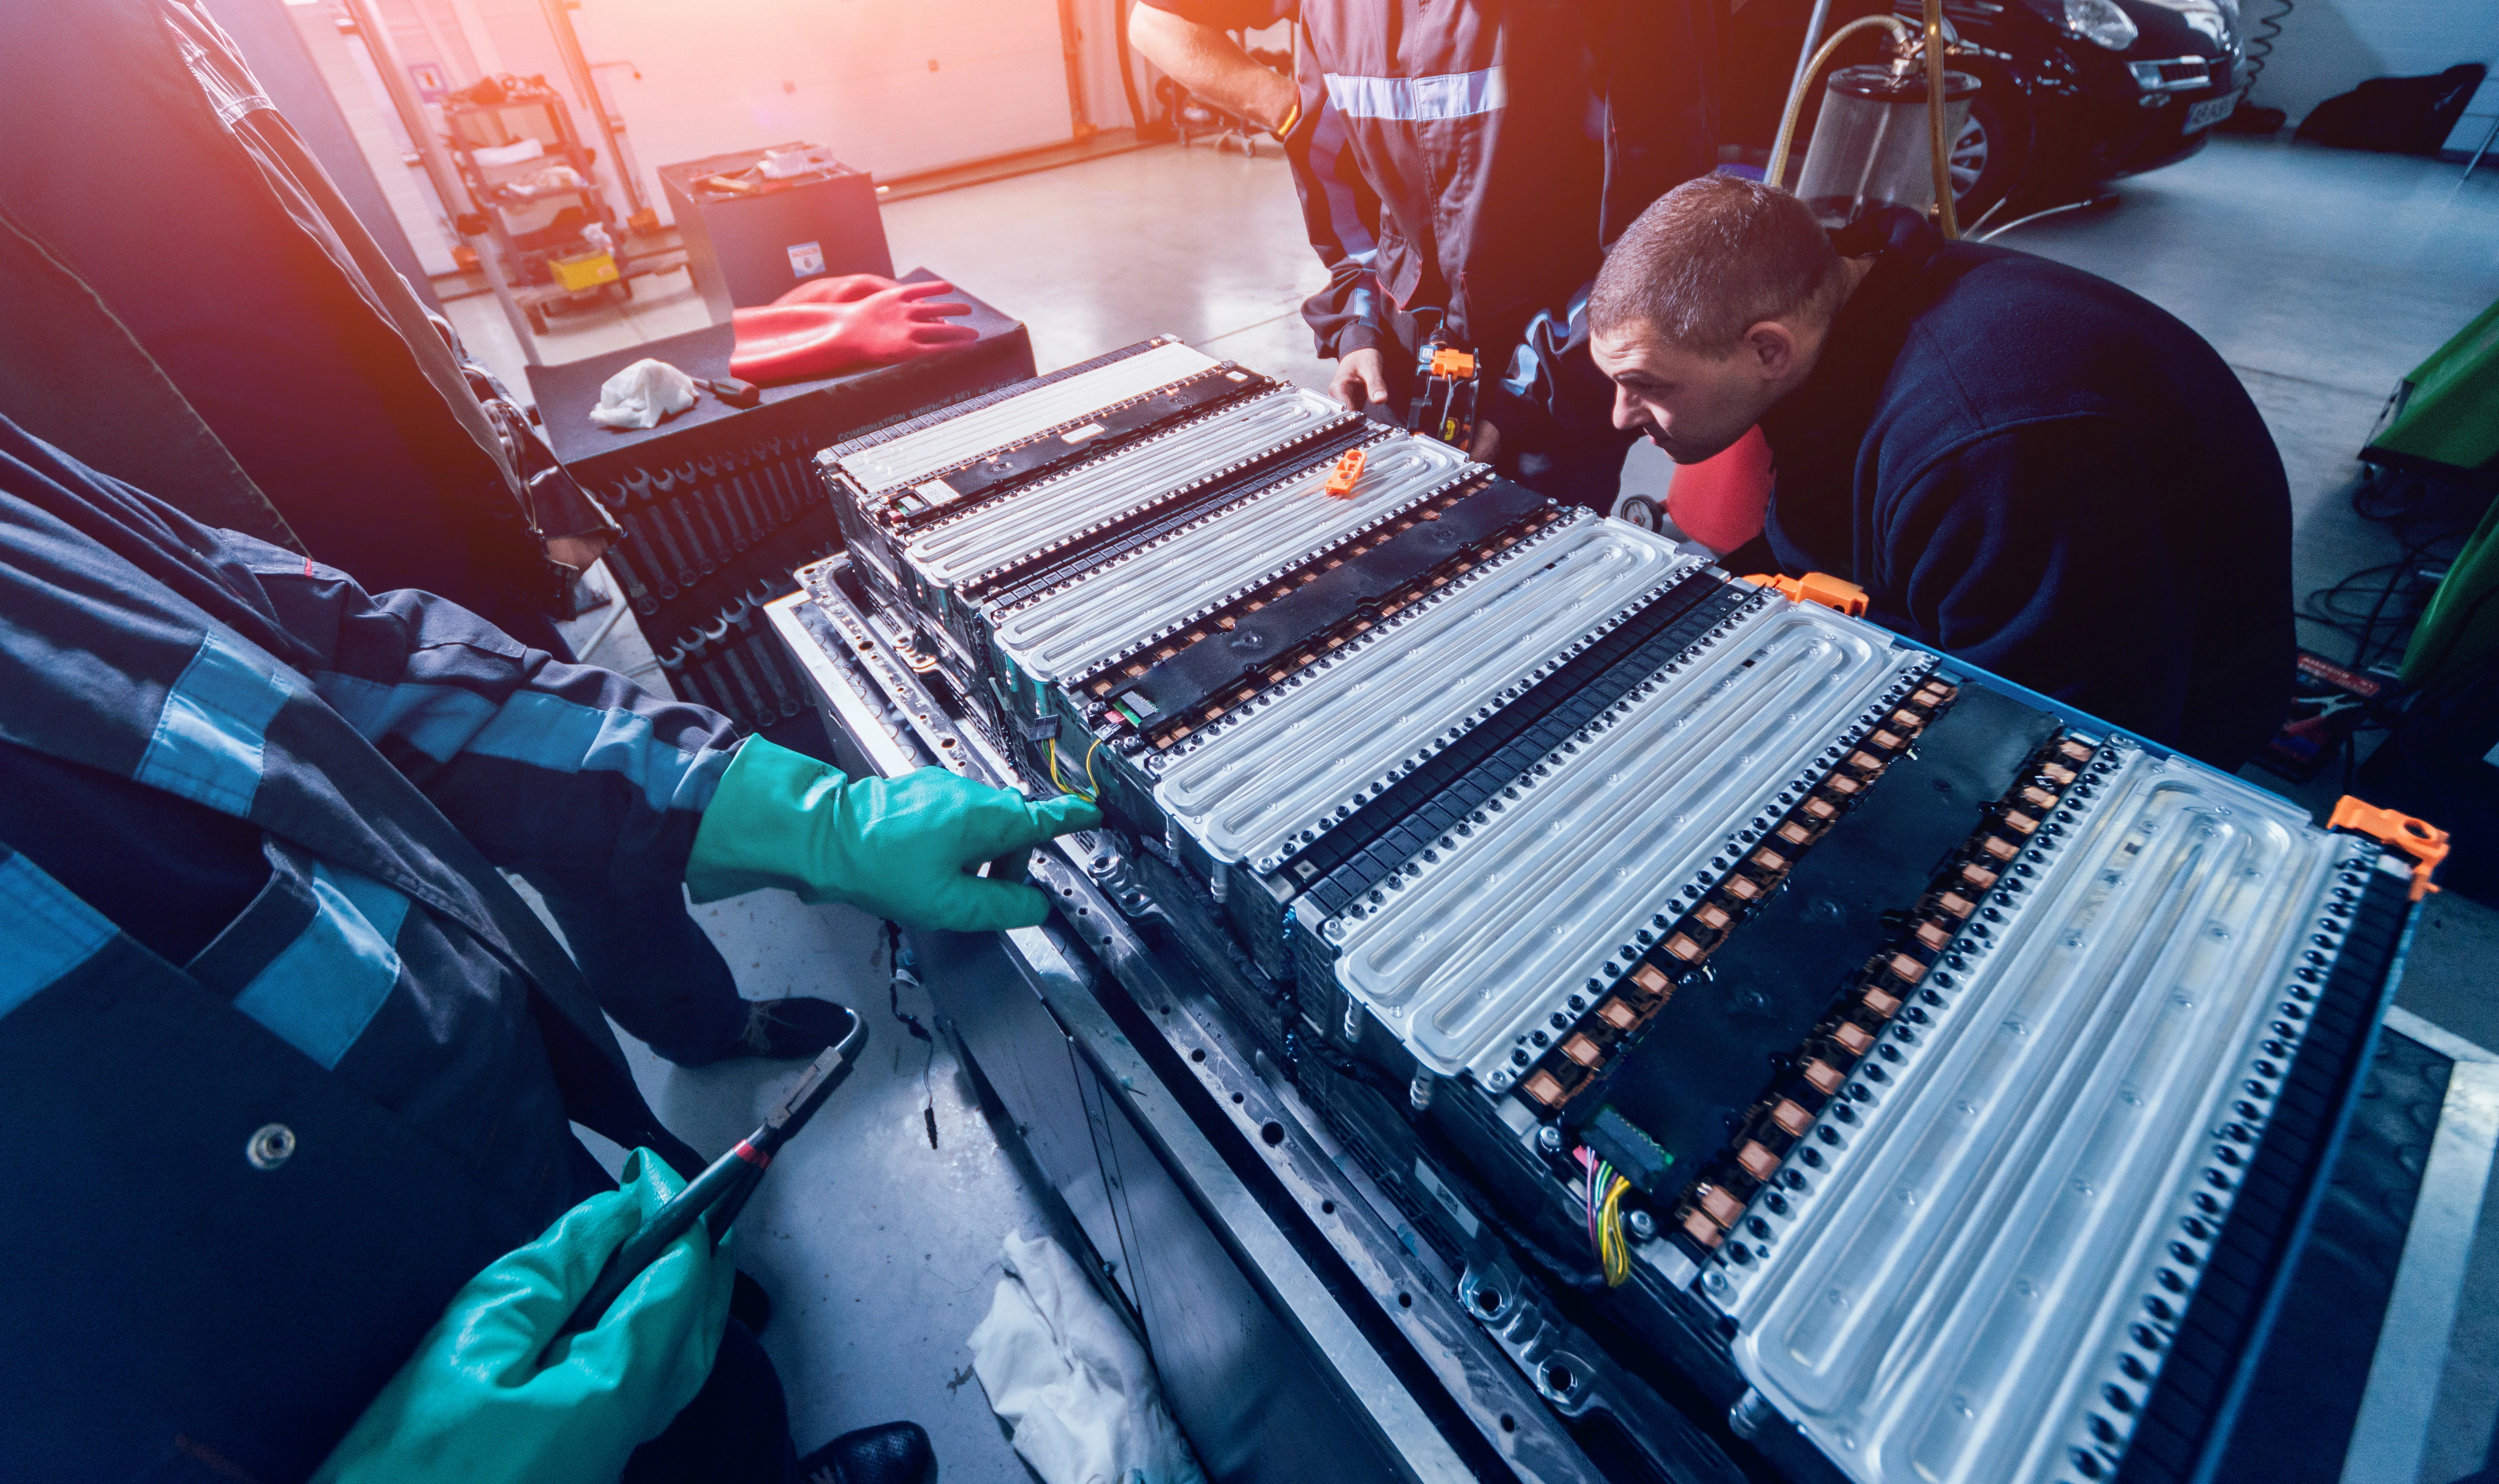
1722 0 2254 224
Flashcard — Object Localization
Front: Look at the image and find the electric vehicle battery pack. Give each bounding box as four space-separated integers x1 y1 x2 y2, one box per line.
801 340 2421 1484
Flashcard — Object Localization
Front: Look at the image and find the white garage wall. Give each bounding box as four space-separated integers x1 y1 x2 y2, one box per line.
291 0 1094 260
2244 0 2499 152
555 0 1078 219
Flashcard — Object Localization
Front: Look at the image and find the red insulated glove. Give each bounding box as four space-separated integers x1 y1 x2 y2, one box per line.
769 273 902 306
730 279 979 384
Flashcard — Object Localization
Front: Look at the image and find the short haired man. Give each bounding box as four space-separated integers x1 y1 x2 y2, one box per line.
1589 176 2292 769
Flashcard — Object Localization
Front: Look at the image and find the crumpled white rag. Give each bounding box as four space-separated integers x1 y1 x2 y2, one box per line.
967 1230 1206 1484
588 357 696 430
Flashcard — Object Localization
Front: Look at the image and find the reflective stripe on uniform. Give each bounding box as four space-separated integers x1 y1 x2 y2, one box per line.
313 671 500 762
2 840 414 1070
0 851 116 1018
315 675 735 813
1322 65 1508 122
473 691 734 812
135 630 296 814
231 860 410 1070
1346 246 1382 326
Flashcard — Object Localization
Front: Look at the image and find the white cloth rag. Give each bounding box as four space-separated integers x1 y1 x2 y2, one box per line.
588 357 696 430
968 1230 1206 1484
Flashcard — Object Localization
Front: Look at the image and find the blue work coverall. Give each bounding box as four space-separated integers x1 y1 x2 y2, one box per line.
1141 0 1721 510
0 418 777 1481
0 0 774 1070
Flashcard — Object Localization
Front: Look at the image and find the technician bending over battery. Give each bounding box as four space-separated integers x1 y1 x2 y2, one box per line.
1587 175 2294 769
0 417 1096 1483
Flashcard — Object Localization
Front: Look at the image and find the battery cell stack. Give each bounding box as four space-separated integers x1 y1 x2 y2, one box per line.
526 272 1034 731
791 339 2432 1484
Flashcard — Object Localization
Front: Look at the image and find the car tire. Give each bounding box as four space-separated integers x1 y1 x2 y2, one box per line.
1952 89 2029 228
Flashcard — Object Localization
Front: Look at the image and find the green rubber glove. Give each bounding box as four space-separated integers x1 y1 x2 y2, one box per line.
684 736 1102 931
313 1149 735 1484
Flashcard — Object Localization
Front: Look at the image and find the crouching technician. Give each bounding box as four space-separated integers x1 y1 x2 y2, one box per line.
0 417 1096 1483
1587 176 2293 769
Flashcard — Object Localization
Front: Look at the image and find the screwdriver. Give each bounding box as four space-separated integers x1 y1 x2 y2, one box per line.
540 1013 866 1362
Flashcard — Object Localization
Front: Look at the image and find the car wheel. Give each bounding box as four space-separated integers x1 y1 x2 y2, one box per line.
1951 91 2028 226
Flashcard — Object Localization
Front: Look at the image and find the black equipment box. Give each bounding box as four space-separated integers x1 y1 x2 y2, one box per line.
525 270 1030 732
658 142 894 323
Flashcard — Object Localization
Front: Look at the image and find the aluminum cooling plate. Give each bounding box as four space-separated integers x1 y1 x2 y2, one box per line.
1708 741 2378 1484
833 339 1219 495
1156 515 1704 872
903 387 1351 592
990 432 1473 685
1323 598 1933 1082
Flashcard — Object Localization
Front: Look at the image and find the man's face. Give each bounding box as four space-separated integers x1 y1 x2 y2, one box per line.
1590 323 1796 465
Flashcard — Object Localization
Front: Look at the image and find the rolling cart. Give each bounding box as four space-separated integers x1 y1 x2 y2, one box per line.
443 75 678 334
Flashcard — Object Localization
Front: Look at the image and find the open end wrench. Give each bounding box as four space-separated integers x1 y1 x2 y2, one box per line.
702 611 768 726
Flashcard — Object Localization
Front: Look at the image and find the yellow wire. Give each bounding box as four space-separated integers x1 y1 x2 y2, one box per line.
1598 1175 1633 1287
1047 735 1104 803
1608 1182 1629 1286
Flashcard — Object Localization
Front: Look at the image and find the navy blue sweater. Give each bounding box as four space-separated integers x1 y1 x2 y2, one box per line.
1759 210 2292 769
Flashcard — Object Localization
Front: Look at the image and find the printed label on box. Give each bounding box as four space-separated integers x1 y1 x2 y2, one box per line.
786 241 826 277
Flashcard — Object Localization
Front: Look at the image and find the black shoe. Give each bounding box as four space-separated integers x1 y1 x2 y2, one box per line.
796 1421 933 1484
733 997 859 1060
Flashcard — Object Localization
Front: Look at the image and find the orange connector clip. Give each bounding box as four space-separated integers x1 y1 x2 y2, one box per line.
1429 347 1477 379
1740 571 1868 618
2328 796 2450 901
1323 447 1367 499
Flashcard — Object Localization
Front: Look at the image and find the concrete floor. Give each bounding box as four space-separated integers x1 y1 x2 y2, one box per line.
511 874 1050 1479
458 132 2499 1481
